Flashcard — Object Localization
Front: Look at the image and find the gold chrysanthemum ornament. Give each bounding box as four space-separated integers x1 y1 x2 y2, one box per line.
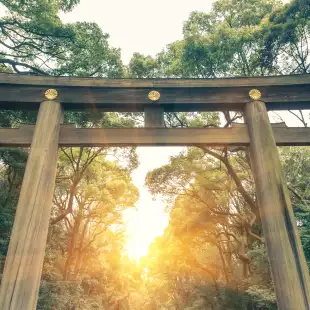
148 90 161 101
249 89 262 100
45 89 58 100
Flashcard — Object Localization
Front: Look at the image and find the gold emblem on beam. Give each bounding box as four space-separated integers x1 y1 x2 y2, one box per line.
249 89 262 100
148 90 161 101
45 89 58 100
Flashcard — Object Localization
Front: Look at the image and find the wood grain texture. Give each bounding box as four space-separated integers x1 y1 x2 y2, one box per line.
245 101 310 310
144 107 164 127
0 72 310 87
0 100 62 310
0 74 309 111
0 126 309 147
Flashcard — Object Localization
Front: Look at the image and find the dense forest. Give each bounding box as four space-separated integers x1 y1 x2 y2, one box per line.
0 0 309 309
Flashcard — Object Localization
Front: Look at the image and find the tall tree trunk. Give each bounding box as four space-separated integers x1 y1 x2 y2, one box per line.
64 213 82 280
73 218 89 279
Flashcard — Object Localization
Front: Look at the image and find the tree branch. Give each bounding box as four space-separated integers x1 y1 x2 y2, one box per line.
0 58 48 75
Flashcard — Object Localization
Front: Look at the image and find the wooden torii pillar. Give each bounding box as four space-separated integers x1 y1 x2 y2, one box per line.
245 99 310 309
0 98 62 309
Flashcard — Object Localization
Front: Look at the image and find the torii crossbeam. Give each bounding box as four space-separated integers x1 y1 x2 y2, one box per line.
0 72 309 310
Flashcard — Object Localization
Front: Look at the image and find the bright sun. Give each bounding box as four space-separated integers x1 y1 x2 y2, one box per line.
125 232 153 260
123 147 182 261
124 200 169 261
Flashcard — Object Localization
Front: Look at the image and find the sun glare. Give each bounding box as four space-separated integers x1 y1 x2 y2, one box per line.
124 200 169 261
125 233 152 260
123 147 182 261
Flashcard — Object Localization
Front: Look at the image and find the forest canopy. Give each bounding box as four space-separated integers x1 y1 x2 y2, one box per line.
0 0 309 309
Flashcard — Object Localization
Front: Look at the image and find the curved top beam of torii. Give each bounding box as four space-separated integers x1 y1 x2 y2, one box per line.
0 72 309 111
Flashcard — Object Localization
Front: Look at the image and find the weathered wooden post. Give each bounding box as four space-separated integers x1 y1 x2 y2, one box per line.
144 106 164 127
145 90 164 128
0 92 62 309
245 95 310 310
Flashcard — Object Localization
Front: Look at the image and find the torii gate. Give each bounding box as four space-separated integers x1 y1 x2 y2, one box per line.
0 72 309 309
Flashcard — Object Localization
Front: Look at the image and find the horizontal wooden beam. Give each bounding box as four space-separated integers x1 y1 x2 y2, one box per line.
1 73 310 88
0 85 309 112
0 73 309 111
0 125 309 147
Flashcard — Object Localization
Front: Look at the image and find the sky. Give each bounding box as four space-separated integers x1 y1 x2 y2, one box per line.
59 0 214 64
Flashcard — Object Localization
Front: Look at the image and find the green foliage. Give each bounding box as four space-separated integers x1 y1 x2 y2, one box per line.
262 0 310 73
127 53 158 78
142 144 310 309
0 106 36 271
0 0 123 76
0 147 28 268
281 147 310 267
37 281 90 310
180 0 280 77
0 0 310 309
246 287 277 310
128 0 283 78
128 0 309 78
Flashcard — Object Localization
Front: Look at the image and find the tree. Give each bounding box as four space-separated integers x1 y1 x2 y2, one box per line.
50 146 138 280
0 0 309 308
127 0 281 78
262 0 310 74
0 148 28 272
145 145 275 309
0 0 123 76
281 146 310 267
127 53 158 78
0 2 134 309
126 2 310 309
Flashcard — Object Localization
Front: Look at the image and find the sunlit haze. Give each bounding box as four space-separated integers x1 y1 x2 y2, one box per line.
59 0 214 260
58 0 301 261
0 0 299 262
0 0 309 308
124 147 183 260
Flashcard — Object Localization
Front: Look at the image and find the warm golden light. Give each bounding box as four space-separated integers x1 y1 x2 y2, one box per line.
123 147 182 261
124 200 169 261
126 234 151 260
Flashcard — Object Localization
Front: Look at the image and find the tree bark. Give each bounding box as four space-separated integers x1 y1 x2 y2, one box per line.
245 100 310 310
0 100 62 309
